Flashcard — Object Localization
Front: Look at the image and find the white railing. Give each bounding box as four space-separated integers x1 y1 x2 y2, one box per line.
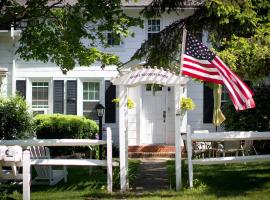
0 127 117 200
184 127 270 188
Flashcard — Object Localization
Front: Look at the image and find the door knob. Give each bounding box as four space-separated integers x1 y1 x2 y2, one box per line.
163 111 166 122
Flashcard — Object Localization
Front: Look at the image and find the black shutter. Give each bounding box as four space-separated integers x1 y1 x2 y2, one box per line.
203 84 214 123
53 80 64 114
16 80 26 99
105 80 116 123
66 80 77 115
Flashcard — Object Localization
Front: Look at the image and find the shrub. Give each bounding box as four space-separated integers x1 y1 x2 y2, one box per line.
34 114 98 139
222 84 270 153
34 114 99 156
0 95 33 139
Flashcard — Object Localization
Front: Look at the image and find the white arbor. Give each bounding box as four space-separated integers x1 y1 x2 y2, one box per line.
111 67 188 191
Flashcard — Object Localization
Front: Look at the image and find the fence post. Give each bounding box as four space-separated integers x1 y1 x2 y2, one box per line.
186 125 193 188
107 127 113 192
23 149 31 200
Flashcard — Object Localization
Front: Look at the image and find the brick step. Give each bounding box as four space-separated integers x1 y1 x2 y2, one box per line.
128 145 176 153
128 145 186 158
128 152 175 158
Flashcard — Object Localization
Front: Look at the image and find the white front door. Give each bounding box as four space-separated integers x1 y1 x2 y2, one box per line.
141 85 166 144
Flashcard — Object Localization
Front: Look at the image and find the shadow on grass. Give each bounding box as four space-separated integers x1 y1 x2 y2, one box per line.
195 163 270 197
31 166 107 193
168 160 270 198
84 190 180 200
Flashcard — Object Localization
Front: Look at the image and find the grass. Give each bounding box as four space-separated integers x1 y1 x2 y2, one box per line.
2 160 270 200
0 160 140 200
166 160 270 200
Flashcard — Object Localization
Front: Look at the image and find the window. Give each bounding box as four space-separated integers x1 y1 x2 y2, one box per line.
32 82 49 108
83 82 100 120
147 19 160 39
107 32 121 46
221 86 229 106
145 84 163 91
203 85 230 123
83 82 100 101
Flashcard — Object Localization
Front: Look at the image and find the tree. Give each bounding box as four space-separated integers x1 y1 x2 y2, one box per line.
0 0 142 73
133 0 270 81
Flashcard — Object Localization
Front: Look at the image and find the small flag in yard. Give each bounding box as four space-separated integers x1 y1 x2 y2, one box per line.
181 33 255 111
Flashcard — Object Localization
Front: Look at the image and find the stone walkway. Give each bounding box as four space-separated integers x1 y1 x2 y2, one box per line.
133 159 170 191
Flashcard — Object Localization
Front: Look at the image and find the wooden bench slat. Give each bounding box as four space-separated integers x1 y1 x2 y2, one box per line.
0 139 107 146
30 159 119 167
190 131 270 141
191 155 270 165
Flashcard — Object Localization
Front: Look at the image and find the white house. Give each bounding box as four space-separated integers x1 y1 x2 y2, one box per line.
0 1 223 147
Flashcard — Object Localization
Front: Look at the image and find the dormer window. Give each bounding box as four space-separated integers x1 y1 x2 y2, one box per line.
147 19 160 39
107 32 121 46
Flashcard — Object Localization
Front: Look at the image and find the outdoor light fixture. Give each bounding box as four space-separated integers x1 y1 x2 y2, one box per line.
95 103 105 160
96 103 105 117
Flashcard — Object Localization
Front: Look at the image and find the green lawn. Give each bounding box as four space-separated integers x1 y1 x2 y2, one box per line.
2 161 270 200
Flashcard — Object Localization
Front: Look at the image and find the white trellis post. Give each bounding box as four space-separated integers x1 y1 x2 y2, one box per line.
174 85 182 191
119 85 128 191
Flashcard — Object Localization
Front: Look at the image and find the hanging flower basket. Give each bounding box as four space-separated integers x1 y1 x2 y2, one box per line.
112 98 135 109
180 97 196 115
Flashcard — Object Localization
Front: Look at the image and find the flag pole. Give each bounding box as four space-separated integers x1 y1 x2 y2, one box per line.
175 25 187 191
179 26 187 77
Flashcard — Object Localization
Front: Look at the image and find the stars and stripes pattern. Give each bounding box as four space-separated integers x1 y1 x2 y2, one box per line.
181 33 255 111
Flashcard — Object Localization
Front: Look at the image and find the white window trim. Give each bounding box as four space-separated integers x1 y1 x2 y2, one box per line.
32 108 48 115
29 78 53 114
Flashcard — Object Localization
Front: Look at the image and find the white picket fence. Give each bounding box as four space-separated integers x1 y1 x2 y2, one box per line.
184 128 270 188
0 127 117 200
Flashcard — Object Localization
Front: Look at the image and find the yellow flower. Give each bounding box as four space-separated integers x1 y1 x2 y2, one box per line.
180 97 196 111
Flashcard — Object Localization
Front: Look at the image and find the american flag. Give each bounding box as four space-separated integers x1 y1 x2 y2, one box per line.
182 33 255 111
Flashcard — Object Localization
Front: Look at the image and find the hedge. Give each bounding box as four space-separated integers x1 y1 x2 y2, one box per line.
34 114 98 139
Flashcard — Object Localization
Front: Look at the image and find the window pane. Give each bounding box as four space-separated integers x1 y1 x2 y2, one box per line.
95 91 99 100
83 82 88 90
89 83 94 91
89 92 94 100
83 92 88 100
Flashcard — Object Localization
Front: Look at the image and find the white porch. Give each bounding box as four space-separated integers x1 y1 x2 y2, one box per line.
112 67 188 191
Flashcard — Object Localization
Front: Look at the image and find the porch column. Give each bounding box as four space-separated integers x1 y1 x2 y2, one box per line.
119 85 128 191
174 85 182 191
